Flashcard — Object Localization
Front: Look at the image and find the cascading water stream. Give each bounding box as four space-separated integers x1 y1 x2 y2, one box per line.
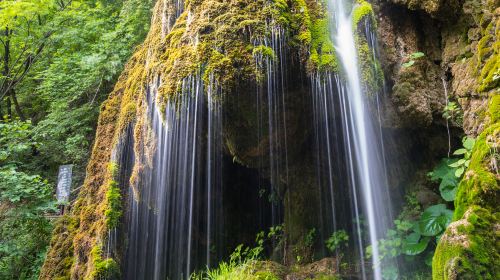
123 74 223 280
253 23 288 227
311 0 394 278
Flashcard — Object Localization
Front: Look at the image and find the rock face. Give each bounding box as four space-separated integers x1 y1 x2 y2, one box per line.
388 0 462 17
375 0 499 278
376 3 445 128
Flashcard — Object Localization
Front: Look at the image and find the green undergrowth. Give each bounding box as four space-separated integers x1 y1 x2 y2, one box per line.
191 228 283 280
369 133 477 278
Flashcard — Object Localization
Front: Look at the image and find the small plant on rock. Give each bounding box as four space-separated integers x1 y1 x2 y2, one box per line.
325 230 349 253
402 52 425 68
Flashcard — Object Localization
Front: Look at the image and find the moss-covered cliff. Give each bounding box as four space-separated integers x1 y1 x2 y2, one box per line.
39 0 498 279
39 0 334 278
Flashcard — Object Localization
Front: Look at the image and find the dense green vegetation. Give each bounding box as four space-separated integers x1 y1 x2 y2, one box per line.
0 0 152 278
367 137 476 279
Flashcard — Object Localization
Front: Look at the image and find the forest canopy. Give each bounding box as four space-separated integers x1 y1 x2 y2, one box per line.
0 0 153 278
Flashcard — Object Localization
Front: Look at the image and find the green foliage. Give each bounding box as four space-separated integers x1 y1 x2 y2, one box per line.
367 202 453 278
442 101 463 125
0 118 34 164
304 228 316 247
428 137 476 201
0 1 153 277
0 119 56 279
448 137 475 177
428 159 459 201
402 52 425 68
369 136 476 278
325 230 349 253
29 0 153 184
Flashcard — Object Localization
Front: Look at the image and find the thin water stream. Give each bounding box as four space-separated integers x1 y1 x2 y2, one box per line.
312 0 395 278
124 75 223 280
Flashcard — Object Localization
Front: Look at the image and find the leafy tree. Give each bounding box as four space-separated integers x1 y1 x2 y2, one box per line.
0 1 154 278
0 118 56 279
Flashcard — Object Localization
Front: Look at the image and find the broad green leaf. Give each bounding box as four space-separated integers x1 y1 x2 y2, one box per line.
439 177 458 201
463 137 475 150
429 159 457 181
418 204 453 236
402 232 430 255
455 167 465 177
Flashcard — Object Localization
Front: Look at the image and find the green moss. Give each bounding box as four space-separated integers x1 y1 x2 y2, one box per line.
356 35 384 95
314 274 340 280
254 271 281 280
39 215 78 280
104 163 122 229
309 18 338 72
104 180 122 229
477 53 499 92
253 45 277 60
434 92 500 279
474 13 499 93
88 245 120 280
489 94 500 123
352 0 375 28
432 207 499 279
453 123 499 219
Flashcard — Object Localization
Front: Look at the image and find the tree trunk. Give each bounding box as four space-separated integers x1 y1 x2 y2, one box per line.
11 90 25 121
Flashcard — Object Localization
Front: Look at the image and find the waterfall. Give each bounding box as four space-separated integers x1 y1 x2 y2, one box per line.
124 74 223 280
253 24 288 227
311 0 394 278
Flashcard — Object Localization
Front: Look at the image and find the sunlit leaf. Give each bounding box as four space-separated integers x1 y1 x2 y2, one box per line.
463 137 475 150
453 148 467 155
455 167 465 177
402 60 415 68
410 52 425 59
